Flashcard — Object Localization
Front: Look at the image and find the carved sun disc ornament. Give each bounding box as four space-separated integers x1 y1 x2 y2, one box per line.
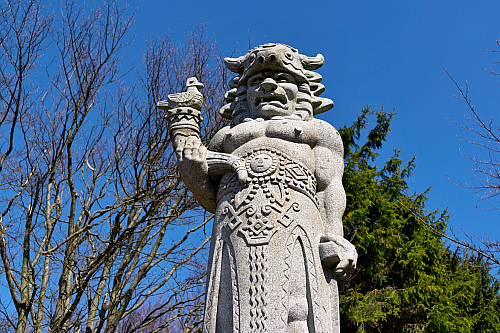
247 151 278 177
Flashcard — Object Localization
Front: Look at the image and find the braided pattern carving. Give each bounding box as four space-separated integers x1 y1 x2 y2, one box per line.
249 245 268 332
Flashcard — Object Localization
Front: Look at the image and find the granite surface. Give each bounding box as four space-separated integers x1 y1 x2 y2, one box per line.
160 43 358 333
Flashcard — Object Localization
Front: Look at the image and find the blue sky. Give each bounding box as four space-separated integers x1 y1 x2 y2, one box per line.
129 1 500 253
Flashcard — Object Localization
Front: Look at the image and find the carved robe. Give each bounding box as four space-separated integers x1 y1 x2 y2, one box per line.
202 144 339 333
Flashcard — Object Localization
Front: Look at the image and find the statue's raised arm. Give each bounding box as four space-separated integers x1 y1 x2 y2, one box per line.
158 78 247 212
159 43 357 333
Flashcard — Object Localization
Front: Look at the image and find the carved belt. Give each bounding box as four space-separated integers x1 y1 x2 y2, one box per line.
216 147 318 207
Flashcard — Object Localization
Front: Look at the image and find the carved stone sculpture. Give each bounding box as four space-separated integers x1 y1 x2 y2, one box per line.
158 43 358 333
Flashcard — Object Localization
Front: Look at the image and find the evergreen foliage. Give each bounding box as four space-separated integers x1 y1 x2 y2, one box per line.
339 108 500 333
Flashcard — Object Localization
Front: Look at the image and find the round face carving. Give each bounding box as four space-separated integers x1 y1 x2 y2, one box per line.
246 150 278 177
246 71 298 119
250 153 273 173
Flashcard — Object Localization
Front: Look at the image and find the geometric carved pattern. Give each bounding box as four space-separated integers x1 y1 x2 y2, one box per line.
220 202 243 231
239 213 278 246
286 163 308 180
218 147 318 207
244 147 318 206
218 147 317 247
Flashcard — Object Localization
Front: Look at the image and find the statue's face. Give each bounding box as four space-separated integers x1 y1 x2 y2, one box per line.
246 71 298 119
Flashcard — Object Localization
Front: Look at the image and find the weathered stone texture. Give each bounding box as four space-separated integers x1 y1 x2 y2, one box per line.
159 43 358 333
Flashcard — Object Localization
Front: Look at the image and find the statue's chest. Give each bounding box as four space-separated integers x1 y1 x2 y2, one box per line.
222 119 315 153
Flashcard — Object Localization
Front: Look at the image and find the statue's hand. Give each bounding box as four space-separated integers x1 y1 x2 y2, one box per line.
319 234 357 280
174 136 209 180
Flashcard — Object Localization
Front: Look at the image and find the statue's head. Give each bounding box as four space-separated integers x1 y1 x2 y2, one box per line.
221 43 333 124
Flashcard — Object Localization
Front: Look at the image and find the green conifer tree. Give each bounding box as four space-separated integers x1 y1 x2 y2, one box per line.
339 108 500 333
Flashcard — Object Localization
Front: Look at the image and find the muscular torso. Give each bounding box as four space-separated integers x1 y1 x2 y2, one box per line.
209 118 328 173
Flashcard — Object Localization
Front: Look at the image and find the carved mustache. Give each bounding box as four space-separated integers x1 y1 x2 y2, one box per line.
254 93 287 106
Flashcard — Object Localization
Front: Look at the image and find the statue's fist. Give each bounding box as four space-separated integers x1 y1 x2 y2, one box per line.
174 135 208 176
319 234 357 280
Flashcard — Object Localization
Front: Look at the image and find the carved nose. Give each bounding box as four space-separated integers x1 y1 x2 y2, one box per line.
260 78 278 92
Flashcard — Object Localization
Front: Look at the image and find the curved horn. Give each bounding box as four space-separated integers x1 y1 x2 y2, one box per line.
305 71 323 83
224 56 243 73
301 54 324 70
228 76 239 89
312 96 334 115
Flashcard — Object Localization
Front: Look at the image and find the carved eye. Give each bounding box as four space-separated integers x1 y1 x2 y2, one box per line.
274 72 295 84
248 75 264 86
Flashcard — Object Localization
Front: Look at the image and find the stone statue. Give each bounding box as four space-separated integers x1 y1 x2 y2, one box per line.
159 43 357 333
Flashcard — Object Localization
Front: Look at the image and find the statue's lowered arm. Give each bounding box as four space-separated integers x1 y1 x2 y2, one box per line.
314 122 358 279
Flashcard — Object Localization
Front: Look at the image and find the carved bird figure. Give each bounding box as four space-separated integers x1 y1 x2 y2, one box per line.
157 77 204 111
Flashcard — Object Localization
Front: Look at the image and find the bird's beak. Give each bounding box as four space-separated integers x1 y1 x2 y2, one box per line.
157 100 170 110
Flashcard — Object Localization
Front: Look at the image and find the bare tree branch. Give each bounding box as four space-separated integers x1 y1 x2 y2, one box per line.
443 38 500 270
0 1 229 332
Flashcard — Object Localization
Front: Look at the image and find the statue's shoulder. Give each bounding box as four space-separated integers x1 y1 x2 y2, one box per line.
309 118 338 131
308 118 341 142
208 126 231 151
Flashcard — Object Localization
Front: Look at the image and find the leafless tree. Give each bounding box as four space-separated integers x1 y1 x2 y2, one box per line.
444 38 500 269
0 1 228 332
